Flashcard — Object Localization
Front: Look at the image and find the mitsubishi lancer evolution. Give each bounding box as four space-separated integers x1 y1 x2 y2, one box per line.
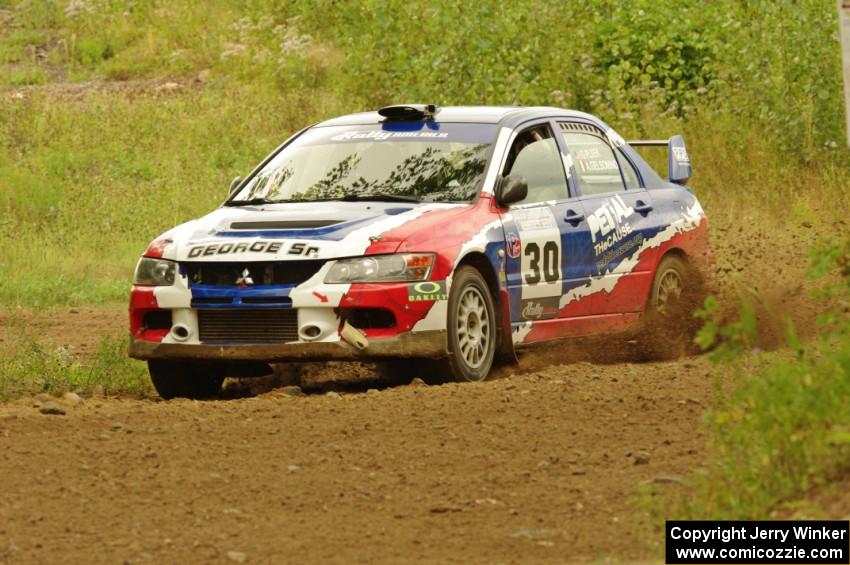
129 104 714 398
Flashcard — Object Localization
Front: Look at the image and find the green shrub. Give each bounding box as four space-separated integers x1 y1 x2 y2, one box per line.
647 239 850 520
7 66 48 85
0 334 152 400
75 36 115 65
589 1 716 117
0 0 849 308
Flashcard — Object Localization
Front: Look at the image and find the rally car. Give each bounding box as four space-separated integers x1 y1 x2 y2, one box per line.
129 104 713 398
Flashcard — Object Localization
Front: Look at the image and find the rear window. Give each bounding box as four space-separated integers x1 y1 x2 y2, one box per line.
558 125 626 196
615 149 641 189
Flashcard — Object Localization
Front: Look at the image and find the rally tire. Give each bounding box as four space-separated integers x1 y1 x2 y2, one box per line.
445 266 497 382
643 254 701 360
148 360 224 400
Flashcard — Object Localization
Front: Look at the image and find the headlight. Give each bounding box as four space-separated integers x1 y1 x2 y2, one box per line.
325 253 435 283
133 257 177 286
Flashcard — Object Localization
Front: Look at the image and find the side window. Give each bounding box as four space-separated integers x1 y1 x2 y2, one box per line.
615 149 641 190
558 126 626 196
502 124 568 204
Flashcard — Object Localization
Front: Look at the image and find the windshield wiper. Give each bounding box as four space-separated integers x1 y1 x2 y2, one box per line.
337 194 421 203
226 194 421 206
225 198 290 207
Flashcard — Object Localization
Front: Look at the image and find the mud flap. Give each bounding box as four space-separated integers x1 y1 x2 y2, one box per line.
497 291 518 364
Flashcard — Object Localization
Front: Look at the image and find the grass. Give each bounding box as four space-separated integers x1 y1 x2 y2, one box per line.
0 0 848 306
0 334 152 400
0 0 849 531
0 84 347 306
1 87 847 307
637 331 850 533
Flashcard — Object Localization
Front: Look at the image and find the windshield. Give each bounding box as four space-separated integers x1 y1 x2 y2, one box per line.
229 123 497 204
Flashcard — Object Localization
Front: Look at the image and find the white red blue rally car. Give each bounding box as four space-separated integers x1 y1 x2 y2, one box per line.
129 104 714 398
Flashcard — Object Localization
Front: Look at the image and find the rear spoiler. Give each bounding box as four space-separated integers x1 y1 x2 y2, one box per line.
627 134 692 185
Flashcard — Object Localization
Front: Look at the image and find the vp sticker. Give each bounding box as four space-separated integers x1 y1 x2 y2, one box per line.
407 281 448 302
506 232 521 258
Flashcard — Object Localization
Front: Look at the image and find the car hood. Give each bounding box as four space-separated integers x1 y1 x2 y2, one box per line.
153 201 471 262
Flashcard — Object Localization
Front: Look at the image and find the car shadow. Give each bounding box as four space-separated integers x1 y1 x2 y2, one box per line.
214 333 701 400
217 360 444 399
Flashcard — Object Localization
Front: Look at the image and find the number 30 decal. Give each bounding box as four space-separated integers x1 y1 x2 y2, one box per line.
524 240 559 284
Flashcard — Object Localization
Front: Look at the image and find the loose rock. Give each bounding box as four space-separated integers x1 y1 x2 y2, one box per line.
62 392 83 406
281 386 303 397
156 81 181 93
39 402 66 416
510 528 556 540
34 393 53 404
653 475 684 485
226 550 247 563
633 451 651 465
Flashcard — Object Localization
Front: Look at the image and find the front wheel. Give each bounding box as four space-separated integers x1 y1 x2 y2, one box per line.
445 266 497 382
148 360 224 400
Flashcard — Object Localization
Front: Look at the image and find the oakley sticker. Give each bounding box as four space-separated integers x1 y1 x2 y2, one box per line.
407 281 448 302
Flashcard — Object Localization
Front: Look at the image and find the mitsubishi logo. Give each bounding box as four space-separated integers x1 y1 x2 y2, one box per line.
235 268 254 287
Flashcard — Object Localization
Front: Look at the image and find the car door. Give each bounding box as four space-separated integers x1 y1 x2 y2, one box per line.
557 122 658 315
497 122 595 339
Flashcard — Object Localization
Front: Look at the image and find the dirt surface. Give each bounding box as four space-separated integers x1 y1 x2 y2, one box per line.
1 11 842 559
0 215 837 563
0 307 126 358
0 350 713 564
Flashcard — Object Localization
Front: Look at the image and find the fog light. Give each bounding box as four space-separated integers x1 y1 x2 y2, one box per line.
299 324 322 341
171 324 190 341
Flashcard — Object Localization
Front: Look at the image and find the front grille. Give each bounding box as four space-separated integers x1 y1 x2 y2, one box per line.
185 261 325 287
197 309 299 343
192 297 233 305
241 296 292 305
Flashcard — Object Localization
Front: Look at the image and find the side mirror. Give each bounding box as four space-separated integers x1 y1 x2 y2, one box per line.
495 175 528 206
667 135 692 185
228 175 243 197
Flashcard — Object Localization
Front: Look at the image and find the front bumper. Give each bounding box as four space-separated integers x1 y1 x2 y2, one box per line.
129 330 447 362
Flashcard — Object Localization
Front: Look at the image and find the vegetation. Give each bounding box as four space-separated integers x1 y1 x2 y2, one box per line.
642 239 850 522
1 0 849 523
1 0 849 305
0 333 152 399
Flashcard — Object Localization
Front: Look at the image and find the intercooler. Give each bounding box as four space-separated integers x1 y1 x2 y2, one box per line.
197 309 299 343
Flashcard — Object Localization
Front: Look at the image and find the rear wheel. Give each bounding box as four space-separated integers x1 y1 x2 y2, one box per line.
148 360 224 400
644 254 701 359
652 257 686 315
445 266 497 382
